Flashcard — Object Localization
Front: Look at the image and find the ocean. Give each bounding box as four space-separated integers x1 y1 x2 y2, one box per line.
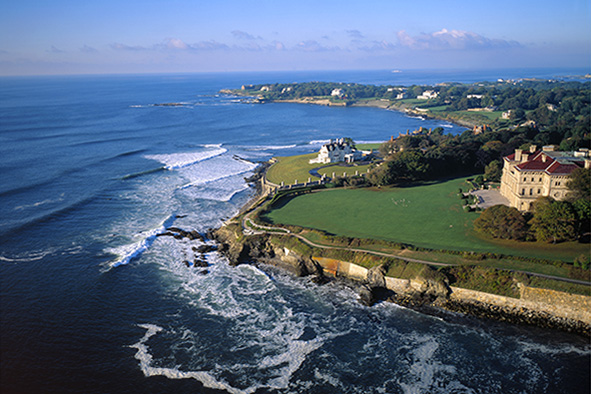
1 69 589 394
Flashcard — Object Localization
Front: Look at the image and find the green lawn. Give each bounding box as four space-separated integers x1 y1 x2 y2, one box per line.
356 143 382 151
265 153 320 185
266 152 374 185
264 177 588 262
453 110 504 122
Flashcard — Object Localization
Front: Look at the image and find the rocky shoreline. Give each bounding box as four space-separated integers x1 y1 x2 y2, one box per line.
209 224 591 337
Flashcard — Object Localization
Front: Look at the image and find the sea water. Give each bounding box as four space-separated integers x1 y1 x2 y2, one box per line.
0 69 589 393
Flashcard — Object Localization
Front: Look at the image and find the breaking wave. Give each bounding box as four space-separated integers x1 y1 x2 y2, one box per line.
107 214 177 268
145 148 227 170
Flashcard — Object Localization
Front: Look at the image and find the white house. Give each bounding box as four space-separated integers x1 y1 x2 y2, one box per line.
331 89 344 97
309 138 362 164
417 90 438 100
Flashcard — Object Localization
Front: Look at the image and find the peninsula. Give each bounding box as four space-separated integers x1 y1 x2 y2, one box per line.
221 78 591 131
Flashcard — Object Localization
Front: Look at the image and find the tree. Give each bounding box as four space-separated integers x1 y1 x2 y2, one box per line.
367 162 395 186
566 167 591 202
529 198 578 243
484 160 502 182
388 150 430 182
474 205 528 240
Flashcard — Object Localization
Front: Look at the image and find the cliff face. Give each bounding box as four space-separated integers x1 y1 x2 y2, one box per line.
211 225 590 336
211 225 323 278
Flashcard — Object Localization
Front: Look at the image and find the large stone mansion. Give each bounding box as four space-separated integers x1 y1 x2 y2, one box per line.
500 145 590 211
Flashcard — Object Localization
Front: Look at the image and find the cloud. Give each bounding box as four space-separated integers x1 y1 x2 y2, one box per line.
48 45 65 54
346 29 364 39
163 38 189 50
111 42 147 51
296 40 340 52
397 29 521 50
357 40 397 52
80 45 98 53
231 30 262 40
192 40 229 50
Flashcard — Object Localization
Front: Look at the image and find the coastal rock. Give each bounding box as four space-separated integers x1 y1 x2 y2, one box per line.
366 264 387 288
358 285 394 307
194 258 209 268
196 244 218 254
188 230 204 241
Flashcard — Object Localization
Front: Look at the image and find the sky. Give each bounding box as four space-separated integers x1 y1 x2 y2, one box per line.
0 0 589 75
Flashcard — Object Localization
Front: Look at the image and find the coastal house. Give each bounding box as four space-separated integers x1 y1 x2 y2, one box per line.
499 145 590 211
417 90 438 100
309 138 362 164
331 88 344 97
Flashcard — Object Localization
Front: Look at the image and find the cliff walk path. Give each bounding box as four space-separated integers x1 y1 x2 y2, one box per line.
240 206 591 287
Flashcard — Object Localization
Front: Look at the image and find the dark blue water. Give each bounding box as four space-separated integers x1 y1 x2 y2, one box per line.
1 70 589 394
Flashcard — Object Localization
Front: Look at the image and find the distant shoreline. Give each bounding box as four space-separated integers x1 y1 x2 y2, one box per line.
219 89 476 128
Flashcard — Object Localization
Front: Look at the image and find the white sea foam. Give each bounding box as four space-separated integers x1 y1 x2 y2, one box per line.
175 155 257 191
131 324 251 394
0 248 56 263
309 139 331 145
14 196 64 211
439 124 455 128
107 214 176 268
137 253 329 393
245 144 297 151
397 335 467 394
145 148 227 170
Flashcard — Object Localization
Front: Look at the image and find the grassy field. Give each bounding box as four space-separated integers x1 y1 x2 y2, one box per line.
265 153 320 185
264 177 588 262
266 152 376 185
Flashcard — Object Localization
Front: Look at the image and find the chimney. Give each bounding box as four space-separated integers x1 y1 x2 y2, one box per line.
542 154 547 163
585 159 591 169
543 145 555 152
529 145 537 153
521 153 529 163
515 149 522 162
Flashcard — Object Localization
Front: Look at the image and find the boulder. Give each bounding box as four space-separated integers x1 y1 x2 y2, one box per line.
194 258 209 268
196 244 217 254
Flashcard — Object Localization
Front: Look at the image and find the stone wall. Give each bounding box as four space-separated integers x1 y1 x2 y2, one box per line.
312 255 591 326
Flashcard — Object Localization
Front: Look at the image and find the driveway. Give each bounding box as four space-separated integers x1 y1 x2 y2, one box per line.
471 188 511 209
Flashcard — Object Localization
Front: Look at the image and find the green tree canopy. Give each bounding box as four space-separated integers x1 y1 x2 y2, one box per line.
484 160 502 182
474 205 528 240
529 198 578 243
566 167 591 202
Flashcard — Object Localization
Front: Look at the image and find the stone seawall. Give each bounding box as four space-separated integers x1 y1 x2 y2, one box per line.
311 255 591 328
211 225 590 335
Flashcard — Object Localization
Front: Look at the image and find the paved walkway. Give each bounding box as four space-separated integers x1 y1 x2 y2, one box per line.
471 188 511 209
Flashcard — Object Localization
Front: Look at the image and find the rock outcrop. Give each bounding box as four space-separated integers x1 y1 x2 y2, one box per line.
210 224 590 336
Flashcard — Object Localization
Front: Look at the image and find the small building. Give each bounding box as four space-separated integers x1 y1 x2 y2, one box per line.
331 89 344 97
499 145 590 211
309 138 362 164
417 90 438 100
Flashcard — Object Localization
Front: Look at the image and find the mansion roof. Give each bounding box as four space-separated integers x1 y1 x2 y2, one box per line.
504 149 588 175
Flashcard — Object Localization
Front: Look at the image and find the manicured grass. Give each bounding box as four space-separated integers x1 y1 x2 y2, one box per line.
264 177 588 262
356 143 382 151
266 152 373 185
265 153 320 185
454 110 503 122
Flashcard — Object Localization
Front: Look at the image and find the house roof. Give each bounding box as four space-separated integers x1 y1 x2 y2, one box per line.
509 150 585 175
